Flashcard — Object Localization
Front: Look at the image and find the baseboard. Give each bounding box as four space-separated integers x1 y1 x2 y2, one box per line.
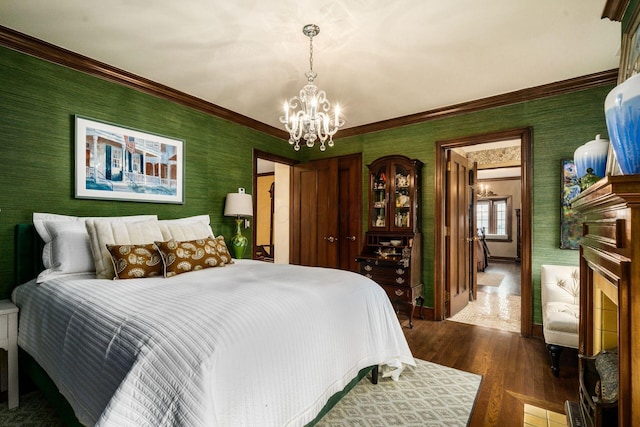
415 305 434 321
531 323 543 337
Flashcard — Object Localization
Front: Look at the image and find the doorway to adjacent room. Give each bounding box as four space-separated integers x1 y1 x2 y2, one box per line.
434 128 533 336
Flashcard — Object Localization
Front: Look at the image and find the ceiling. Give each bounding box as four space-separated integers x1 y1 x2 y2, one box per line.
0 1 621 131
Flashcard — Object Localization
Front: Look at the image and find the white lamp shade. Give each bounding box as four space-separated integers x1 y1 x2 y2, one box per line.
224 192 253 217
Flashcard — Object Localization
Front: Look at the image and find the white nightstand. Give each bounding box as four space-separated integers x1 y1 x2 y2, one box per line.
0 300 18 409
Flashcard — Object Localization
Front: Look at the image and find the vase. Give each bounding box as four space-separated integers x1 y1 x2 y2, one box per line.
573 134 609 179
605 72 640 174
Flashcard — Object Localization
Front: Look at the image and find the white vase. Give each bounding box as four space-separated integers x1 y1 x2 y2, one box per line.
605 72 640 175
573 134 609 179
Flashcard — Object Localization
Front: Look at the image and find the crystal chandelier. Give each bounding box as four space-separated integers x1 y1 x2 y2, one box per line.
280 24 344 151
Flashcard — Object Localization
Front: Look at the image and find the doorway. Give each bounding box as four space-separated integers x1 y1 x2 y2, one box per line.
252 150 297 264
434 128 533 336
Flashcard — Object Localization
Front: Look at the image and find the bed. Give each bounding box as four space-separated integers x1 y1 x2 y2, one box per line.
11 215 415 426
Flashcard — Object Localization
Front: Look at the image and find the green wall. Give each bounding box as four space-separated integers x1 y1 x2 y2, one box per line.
0 44 614 325
303 85 613 324
0 45 290 298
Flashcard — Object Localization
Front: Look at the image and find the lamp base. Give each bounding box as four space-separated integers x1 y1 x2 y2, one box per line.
230 218 248 259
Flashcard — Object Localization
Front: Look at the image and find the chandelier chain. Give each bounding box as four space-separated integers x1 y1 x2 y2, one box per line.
309 34 314 75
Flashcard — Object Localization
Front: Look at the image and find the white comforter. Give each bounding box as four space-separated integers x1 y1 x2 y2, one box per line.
12 260 415 426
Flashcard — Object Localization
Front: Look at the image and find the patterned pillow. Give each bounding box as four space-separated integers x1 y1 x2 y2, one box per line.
155 236 233 278
594 349 619 403
106 243 164 279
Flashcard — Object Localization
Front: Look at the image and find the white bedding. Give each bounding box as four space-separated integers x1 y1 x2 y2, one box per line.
12 260 415 426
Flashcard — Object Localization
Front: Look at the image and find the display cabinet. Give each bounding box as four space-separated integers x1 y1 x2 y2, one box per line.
368 155 422 232
356 155 423 328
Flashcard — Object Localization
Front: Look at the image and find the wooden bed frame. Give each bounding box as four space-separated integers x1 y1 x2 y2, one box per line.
13 224 377 426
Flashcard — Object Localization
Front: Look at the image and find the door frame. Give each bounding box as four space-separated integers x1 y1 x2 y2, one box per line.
434 127 533 336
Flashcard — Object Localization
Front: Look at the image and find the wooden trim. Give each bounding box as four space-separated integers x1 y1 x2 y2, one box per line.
339 70 618 138
416 306 434 321
435 127 533 336
0 25 289 140
531 323 543 338
602 0 631 21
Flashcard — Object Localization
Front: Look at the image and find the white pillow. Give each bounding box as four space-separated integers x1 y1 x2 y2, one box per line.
36 221 95 283
33 213 158 269
85 219 165 279
158 214 215 241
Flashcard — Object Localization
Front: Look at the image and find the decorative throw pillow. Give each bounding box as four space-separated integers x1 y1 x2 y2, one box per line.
594 349 619 403
106 243 163 279
155 236 233 278
212 235 234 262
86 219 165 279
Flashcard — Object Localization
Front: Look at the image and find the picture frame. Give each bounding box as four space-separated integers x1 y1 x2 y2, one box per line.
560 159 582 249
75 116 184 204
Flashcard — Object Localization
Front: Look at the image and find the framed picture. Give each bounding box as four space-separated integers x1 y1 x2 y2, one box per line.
75 116 184 204
560 159 582 249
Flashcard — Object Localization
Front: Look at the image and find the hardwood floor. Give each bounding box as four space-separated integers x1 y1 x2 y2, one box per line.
401 318 579 426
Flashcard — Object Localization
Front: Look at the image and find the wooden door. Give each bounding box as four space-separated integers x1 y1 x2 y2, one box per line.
469 162 478 301
446 150 472 317
291 158 337 267
337 155 362 272
291 154 361 271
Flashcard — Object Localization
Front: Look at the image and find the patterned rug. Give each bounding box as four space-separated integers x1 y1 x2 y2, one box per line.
317 359 482 427
0 359 481 427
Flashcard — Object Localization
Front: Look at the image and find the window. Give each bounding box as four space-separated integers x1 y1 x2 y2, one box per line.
476 196 512 241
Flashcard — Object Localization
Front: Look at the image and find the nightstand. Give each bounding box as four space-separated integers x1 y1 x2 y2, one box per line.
0 300 18 409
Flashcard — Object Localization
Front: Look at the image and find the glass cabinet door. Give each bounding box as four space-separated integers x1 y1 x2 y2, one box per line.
393 164 411 230
371 165 388 229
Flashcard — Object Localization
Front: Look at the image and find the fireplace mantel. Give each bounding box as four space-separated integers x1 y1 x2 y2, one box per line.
572 175 640 427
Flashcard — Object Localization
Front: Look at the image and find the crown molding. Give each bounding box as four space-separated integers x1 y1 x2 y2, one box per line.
0 25 289 140
0 25 618 141
602 0 630 21
338 69 618 138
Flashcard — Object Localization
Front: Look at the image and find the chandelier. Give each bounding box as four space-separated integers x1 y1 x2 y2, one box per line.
280 24 343 151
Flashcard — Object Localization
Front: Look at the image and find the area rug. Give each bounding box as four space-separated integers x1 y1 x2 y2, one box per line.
317 358 482 427
477 272 505 286
0 359 481 427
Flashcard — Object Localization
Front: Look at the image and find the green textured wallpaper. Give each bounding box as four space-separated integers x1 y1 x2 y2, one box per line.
304 85 613 324
0 44 614 326
0 46 290 298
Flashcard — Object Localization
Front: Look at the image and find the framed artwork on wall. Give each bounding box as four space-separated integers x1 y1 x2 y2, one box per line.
560 159 582 249
75 116 185 204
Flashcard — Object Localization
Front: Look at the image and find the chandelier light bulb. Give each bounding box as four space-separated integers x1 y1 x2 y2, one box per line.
279 24 343 151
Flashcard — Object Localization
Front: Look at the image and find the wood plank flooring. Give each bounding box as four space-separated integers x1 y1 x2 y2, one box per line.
401 318 579 426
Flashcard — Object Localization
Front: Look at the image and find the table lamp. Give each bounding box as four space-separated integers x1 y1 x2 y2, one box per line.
224 188 253 259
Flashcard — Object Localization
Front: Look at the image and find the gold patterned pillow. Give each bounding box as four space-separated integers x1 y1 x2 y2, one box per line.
155 236 233 278
106 243 163 279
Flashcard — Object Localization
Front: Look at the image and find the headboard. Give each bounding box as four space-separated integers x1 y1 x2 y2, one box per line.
15 224 44 286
